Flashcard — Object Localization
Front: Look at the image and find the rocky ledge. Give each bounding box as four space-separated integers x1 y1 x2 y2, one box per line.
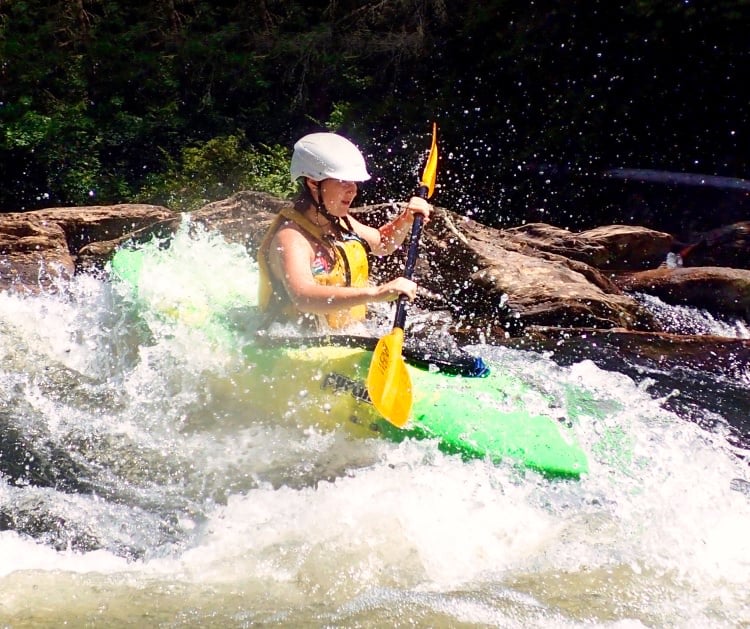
1 190 749 378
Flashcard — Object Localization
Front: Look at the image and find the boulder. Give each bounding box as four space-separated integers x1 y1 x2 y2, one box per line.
191 190 289 250
1 191 748 335
435 215 658 330
0 214 75 292
612 266 750 320
0 204 177 290
503 223 676 270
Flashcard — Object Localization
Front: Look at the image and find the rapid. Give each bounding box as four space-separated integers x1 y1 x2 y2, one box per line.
1 224 748 627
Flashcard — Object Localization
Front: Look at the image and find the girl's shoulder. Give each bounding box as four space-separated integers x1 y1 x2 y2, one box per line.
273 220 319 251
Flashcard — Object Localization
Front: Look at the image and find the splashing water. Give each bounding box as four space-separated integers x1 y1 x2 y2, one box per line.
636 292 750 339
1 224 748 627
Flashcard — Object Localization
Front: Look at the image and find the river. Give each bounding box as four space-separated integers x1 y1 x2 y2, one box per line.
1 225 748 627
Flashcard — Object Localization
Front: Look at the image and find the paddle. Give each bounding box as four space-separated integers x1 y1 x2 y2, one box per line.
367 123 438 427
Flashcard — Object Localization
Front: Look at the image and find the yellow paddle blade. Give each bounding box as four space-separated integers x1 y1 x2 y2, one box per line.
366 327 412 427
419 122 439 198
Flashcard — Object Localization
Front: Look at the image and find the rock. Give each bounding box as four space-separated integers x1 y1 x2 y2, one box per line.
612 266 750 320
488 325 750 379
1 191 748 333
1 204 177 290
363 209 658 331
504 223 676 270
28 204 176 250
0 214 74 292
78 191 287 271
191 190 289 250
476 325 750 446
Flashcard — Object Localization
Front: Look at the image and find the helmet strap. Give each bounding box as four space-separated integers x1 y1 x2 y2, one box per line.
305 179 338 226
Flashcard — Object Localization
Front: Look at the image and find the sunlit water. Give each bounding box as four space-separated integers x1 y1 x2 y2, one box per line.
1 225 748 627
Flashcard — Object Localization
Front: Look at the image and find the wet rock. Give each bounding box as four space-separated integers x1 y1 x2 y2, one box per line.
0 204 177 289
489 325 750 380
0 489 185 559
358 206 661 331
0 413 93 492
612 266 750 320
0 192 747 331
0 214 74 292
74 192 284 272
503 223 676 270
28 204 176 251
191 189 289 250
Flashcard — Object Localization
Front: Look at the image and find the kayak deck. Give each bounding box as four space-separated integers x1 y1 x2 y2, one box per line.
242 338 589 479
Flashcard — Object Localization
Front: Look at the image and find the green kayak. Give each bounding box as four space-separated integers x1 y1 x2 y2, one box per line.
111 246 589 479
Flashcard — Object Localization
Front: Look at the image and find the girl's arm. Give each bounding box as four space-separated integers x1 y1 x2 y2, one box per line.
352 196 431 256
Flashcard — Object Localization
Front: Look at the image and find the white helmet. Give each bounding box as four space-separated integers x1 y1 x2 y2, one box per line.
290 132 371 183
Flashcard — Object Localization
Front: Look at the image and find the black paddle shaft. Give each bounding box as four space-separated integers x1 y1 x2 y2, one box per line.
393 184 428 331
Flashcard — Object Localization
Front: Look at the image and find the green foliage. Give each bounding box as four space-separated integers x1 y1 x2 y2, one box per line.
0 0 747 224
135 134 295 211
3 108 53 149
324 102 351 132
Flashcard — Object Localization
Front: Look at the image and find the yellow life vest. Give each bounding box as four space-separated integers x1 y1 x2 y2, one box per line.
257 206 369 329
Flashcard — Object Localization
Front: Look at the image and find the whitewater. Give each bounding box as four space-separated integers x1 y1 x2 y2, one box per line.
1 224 748 627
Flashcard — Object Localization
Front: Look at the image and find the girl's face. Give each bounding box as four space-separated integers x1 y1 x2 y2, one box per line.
313 178 358 216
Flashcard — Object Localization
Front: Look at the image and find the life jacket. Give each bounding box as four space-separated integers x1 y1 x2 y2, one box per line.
257 206 369 330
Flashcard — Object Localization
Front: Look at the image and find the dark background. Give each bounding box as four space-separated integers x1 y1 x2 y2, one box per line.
2 1 748 239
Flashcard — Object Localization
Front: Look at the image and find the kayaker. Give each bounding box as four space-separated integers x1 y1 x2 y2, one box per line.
258 132 431 331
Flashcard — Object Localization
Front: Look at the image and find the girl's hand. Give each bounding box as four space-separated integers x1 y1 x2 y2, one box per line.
375 277 418 302
405 196 431 223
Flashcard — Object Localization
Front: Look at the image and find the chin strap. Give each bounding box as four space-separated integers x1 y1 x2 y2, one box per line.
311 185 338 226
299 177 337 225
